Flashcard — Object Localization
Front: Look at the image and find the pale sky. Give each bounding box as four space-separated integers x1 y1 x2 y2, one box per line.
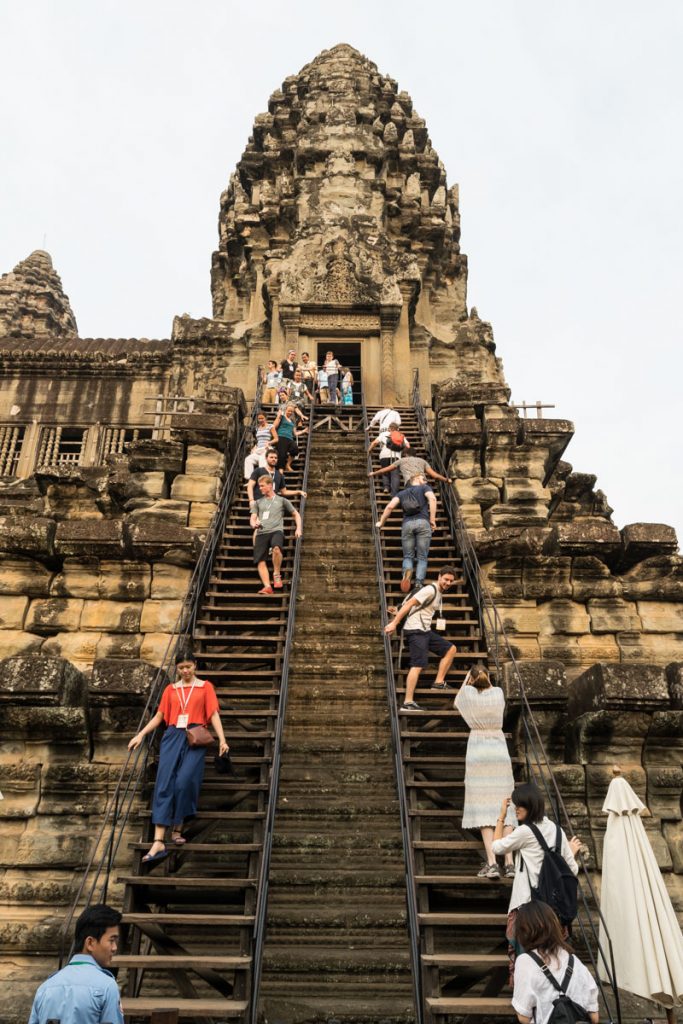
1 0 681 539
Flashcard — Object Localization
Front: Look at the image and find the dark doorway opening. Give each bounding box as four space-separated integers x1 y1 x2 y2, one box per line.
316 341 361 405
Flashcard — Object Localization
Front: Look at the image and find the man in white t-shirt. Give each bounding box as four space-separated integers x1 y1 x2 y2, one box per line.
366 407 401 434
384 566 458 710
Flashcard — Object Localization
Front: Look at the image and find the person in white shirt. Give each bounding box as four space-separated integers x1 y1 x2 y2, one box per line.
366 407 402 434
512 901 599 1024
368 420 405 495
323 350 341 405
491 783 582 982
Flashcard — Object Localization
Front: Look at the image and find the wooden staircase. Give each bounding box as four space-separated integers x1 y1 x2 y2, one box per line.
367 405 517 1022
118 427 309 1021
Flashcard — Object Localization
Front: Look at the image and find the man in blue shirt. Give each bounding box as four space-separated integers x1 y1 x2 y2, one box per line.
29 904 123 1024
376 473 438 592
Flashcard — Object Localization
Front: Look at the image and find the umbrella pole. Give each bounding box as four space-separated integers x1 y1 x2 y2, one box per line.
666 1008 675 1024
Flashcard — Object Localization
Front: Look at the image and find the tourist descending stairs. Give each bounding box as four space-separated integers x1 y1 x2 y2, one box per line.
63 392 313 1023
257 412 416 1024
366 403 517 1022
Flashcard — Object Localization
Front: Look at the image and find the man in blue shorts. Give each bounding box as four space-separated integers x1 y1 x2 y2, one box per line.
384 565 458 710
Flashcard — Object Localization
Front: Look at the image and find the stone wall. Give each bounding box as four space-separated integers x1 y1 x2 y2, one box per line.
435 376 683 903
0 405 243 1018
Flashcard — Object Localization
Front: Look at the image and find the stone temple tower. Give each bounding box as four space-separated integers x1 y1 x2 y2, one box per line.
0 43 681 1024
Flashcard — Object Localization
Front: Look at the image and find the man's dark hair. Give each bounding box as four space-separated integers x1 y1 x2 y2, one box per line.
511 782 545 824
75 904 121 951
302 351 309 357
439 565 458 579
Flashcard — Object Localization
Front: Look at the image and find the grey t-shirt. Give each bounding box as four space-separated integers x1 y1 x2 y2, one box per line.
398 455 429 485
252 495 295 535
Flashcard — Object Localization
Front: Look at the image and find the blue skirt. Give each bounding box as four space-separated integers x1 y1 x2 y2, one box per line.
151 725 207 827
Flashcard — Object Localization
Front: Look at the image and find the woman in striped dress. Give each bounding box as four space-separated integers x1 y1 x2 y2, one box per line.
454 667 517 878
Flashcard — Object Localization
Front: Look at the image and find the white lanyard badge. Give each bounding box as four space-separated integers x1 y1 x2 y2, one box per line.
175 678 197 729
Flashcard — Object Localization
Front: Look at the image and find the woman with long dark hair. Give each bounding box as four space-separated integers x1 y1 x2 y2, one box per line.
512 901 599 1024
454 666 516 878
492 782 581 980
128 652 228 863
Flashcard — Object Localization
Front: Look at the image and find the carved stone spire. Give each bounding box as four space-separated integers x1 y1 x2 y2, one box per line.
0 250 78 339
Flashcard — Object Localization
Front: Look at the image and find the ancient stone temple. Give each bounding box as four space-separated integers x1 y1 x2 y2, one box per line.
1 43 681 1024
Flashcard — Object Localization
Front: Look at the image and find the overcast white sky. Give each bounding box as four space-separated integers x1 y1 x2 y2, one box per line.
1 1 681 539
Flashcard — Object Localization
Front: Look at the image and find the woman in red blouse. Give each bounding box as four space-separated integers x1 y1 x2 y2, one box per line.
128 652 229 863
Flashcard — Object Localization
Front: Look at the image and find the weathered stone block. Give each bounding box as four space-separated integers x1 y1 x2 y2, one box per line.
480 558 523 599
95 633 143 660
127 438 184 473
496 600 539 634
124 472 168 500
25 598 84 634
487 449 548 480
0 630 44 659
505 636 541 660
0 656 88 737
588 597 642 633
537 599 590 635
575 633 620 663
127 498 189 525
55 520 125 558
522 557 572 599
0 818 91 868
40 763 110 815
538 635 582 664
502 477 552 503
644 709 683 764
99 561 151 600
453 478 499 508
0 763 41 818
170 474 221 503
646 765 683 820
567 663 669 719
571 556 622 600
90 658 163 698
0 557 53 597
186 445 224 477
503 660 567 702
140 599 184 633
0 595 29 630
553 519 621 558
617 632 683 664
637 601 683 633
151 563 192 599
189 502 218 529
473 526 552 560
140 631 175 666
448 449 481 479
42 631 102 667
0 516 55 558
620 555 683 601
666 664 683 709
620 522 678 569
662 821 683 873
81 600 142 633
458 503 484 530
124 520 195 560
483 503 548 528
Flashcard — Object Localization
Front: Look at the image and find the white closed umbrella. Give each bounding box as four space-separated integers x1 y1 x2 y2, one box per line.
599 771 683 1013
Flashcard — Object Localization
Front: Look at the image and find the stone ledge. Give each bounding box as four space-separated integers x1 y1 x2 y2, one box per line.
567 662 669 719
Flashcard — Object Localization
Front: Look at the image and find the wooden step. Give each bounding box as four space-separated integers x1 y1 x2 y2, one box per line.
131 842 262 853
115 954 251 968
412 840 480 850
426 997 513 1016
123 913 255 926
419 912 508 926
118 876 257 889
415 874 511 886
121 997 248 1018
422 953 508 967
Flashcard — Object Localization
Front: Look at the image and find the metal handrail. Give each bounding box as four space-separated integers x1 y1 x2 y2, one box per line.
59 372 264 965
361 382 425 1024
248 398 315 1024
410 370 621 1024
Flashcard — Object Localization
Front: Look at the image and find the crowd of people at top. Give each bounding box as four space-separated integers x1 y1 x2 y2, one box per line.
25 362 603 1023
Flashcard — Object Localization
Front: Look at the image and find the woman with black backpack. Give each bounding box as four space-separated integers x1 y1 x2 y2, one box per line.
512 901 599 1024
492 783 582 981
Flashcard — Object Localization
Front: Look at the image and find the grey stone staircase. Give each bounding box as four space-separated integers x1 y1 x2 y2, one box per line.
259 425 415 1023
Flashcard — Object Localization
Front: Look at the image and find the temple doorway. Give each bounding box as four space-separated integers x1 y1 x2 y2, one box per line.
316 341 361 404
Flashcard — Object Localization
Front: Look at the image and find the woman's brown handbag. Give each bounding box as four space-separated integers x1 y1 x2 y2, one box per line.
186 725 214 748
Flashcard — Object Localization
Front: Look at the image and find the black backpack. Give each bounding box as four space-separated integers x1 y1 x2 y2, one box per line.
525 823 579 927
526 952 590 1024
400 487 427 516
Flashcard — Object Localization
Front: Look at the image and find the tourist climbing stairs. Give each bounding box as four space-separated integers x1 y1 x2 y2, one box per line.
366 402 516 1022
